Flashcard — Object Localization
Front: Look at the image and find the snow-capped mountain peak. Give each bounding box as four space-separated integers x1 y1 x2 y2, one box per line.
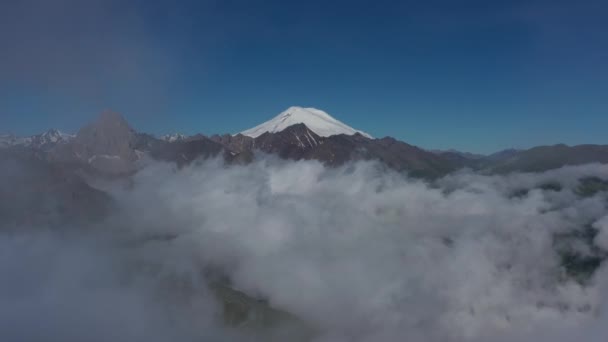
0 129 74 149
38 129 74 144
160 133 186 142
0 134 18 148
239 106 372 138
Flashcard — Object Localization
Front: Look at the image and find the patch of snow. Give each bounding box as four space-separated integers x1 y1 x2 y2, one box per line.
0 134 17 147
134 149 146 160
88 154 121 164
0 129 74 149
160 133 186 142
294 133 305 148
239 106 372 139
307 131 318 146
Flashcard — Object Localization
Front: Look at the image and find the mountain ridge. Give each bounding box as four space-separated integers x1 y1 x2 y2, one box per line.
3 109 608 178
0 129 74 150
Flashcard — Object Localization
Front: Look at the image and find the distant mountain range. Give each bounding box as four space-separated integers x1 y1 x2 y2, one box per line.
0 129 74 150
2 106 606 336
2 106 608 178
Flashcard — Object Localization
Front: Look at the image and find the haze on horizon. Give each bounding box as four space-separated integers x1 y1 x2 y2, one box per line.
1 0 607 153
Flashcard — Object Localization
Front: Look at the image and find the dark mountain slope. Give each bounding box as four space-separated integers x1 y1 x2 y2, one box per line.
486 144 608 173
0 148 112 229
220 123 458 178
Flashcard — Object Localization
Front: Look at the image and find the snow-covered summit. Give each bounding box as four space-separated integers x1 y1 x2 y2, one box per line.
160 133 186 142
239 106 372 138
36 129 74 145
0 134 19 148
0 129 74 149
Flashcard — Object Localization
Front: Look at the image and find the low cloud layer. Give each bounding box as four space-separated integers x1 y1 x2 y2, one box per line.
2 158 608 341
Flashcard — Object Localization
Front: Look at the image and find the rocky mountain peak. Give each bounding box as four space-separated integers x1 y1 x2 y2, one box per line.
96 110 131 128
52 110 140 175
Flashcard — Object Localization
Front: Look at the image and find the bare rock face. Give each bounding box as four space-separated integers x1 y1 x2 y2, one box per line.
209 134 254 154
146 136 225 166
251 123 322 160
73 111 137 159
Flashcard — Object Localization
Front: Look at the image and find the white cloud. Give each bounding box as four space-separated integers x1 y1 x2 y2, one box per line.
3 158 608 341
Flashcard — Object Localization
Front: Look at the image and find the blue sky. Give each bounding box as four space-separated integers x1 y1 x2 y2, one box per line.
1 0 606 153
